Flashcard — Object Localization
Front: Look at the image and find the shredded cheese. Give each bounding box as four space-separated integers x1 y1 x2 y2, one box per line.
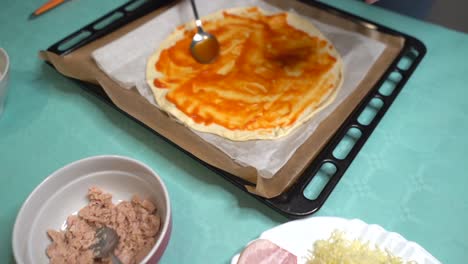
306 231 417 264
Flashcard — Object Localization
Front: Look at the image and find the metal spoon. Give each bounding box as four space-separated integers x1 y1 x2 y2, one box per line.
189 0 220 64
92 227 123 264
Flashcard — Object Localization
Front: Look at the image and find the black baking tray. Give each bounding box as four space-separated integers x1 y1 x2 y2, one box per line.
45 0 426 219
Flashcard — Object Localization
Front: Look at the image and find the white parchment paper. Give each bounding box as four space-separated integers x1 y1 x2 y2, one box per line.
92 0 386 178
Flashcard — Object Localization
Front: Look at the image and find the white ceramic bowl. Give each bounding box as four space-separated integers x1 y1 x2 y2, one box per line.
12 155 172 264
0 47 10 116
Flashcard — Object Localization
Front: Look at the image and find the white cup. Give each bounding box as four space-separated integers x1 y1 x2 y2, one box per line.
0 48 10 117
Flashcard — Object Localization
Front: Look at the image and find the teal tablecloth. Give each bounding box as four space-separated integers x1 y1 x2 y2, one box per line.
1 0 467 263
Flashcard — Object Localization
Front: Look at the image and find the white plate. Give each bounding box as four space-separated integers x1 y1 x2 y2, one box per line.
231 217 440 264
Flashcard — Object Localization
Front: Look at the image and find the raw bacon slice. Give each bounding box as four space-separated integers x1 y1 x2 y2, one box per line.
237 239 297 264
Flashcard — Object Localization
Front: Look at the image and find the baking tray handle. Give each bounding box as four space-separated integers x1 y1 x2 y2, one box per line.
48 0 178 55
266 36 426 218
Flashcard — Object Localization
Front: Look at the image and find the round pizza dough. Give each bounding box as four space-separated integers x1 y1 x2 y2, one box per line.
146 7 343 141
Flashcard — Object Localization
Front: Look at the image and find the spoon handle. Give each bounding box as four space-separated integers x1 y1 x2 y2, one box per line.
189 0 204 32
189 0 199 20
110 253 123 264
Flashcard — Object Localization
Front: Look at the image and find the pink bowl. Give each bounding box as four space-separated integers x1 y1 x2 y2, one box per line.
12 155 172 264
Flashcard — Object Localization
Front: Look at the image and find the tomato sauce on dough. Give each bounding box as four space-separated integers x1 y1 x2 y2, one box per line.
153 8 338 131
